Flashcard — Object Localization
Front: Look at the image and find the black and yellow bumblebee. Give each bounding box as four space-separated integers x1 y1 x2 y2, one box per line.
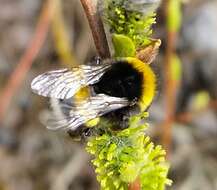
31 57 156 137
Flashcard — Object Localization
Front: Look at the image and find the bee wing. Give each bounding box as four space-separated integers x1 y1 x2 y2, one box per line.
46 94 129 131
31 65 110 99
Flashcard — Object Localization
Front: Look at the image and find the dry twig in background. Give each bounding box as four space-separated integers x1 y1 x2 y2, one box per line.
162 31 177 155
0 0 54 124
52 0 78 67
162 0 181 155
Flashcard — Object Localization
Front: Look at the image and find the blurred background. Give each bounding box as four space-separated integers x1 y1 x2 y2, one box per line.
0 0 216 190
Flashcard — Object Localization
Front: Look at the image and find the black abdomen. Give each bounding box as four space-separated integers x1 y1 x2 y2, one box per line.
93 61 143 101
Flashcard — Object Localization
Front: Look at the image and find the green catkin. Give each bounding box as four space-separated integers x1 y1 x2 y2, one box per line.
102 0 156 47
86 113 172 190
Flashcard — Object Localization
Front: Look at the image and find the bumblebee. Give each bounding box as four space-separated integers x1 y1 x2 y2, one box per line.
31 57 156 135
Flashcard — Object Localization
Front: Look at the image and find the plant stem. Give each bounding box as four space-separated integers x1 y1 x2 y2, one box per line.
162 0 179 156
80 1 140 189
80 0 110 58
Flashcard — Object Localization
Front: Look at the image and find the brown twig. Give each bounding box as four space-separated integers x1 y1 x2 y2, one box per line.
80 0 110 58
162 17 178 155
0 0 53 124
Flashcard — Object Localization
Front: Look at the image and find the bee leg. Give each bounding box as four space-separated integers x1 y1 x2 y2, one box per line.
119 115 129 130
129 98 138 106
81 128 92 141
84 128 92 137
116 105 140 130
67 126 92 141
67 128 82 141
89 56 102 65
109 111 130 130
95 56 102 65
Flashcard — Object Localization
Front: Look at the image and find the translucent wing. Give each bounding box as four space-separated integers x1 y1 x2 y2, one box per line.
31 64 110 99
46 94 129 131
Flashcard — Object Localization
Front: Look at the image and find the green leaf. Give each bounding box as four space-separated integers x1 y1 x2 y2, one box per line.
112 34 136 57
